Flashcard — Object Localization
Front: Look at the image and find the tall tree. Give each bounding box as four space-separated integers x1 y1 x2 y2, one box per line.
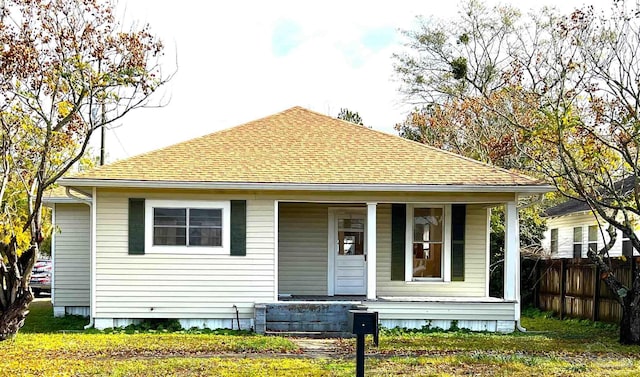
0 0 168 339
394 0 640 344
393 0 546 300
337 108 365 126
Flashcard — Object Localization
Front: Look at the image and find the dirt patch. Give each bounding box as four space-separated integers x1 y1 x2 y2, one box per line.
291 338 344 359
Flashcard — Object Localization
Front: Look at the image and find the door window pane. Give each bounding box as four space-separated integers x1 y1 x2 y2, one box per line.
339 232 365 255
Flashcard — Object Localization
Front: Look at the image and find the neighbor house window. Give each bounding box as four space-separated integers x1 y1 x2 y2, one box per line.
623 235 633 257
145 200 230 253
573 227 583 258
411 207 444 279
550 228 558 254
588 225 598 254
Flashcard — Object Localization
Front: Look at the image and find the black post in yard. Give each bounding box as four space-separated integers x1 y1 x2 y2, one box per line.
356 333 365 377
349 310 378 377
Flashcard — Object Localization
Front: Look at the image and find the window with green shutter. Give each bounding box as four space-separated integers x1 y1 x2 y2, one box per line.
140 200 242 255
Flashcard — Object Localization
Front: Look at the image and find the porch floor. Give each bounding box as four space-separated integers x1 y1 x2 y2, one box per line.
276 295 511 303
278 295 366 302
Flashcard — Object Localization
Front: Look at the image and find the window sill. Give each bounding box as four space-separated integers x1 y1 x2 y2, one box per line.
405 279 448 284
145 246 229 254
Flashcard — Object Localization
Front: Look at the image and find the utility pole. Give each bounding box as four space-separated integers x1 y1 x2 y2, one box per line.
100 102 106 165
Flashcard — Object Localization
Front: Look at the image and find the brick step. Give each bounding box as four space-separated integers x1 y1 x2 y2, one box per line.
263 303 362 333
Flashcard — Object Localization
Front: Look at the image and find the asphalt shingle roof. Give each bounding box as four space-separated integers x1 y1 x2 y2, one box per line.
66 106 545 187
544 177 637 217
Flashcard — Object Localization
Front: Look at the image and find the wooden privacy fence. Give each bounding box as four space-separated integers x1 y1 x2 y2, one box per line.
535 257 638 323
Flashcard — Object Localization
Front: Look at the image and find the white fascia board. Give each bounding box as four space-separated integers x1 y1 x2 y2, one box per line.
59 178 554 194
42 197 84 204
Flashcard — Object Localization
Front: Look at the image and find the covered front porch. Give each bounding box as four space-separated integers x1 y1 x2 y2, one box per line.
259 198 522 334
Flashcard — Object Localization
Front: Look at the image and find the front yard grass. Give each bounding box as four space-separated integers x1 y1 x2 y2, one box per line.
2 301 639 376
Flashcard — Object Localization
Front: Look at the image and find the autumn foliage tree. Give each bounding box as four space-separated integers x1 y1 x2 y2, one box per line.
0 0 168 339
393 0 545 299
395 0 640 343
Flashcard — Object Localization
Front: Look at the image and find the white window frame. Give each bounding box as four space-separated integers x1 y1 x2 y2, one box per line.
405 204 452 283
573 226 584 258
588 225 598 254
145 200 230 254
550 228 559 254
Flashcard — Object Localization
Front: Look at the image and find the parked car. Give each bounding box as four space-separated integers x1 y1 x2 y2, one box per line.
30 259 52 297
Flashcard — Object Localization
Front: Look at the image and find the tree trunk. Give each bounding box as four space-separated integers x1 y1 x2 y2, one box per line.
0 292 32 341
620 262 640 344
619 294 640 344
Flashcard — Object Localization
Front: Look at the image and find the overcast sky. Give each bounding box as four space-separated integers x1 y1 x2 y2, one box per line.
101 0 590 162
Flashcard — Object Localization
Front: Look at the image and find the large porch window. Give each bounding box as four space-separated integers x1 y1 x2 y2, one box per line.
411 207 443 278
406 204 451 281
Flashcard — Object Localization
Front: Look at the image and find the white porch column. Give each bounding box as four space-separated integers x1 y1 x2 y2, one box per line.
504 201 520 319
367 202 377 300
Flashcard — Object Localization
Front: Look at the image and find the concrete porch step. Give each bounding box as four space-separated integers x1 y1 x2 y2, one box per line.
257 302 367 334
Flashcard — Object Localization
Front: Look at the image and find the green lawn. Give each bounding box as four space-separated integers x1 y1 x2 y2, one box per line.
2 301 638 376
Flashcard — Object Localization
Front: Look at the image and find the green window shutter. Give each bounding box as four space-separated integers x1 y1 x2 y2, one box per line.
391 204 406 281
128 198 145 255
230 200 246 256
451 204 466 281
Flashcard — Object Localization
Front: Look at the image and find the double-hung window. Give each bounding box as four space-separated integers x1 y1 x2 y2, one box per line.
407 205 449 280
588 225 598 254
573 227 583 259
145 200 230 253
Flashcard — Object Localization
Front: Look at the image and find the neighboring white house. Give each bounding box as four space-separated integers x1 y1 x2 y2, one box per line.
541 194 638 259
48 106 550 333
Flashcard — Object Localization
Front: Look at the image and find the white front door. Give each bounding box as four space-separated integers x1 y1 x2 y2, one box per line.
334 212 367 295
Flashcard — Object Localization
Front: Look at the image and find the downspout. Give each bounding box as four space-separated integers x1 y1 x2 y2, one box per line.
65 187 95 330
86 187 97 329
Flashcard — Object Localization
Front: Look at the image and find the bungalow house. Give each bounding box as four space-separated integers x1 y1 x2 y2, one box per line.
47 106 550 334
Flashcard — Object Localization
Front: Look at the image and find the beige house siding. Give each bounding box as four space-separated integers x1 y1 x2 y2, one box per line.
53 203 90 307
94 189 275 320
276 202 488 298
278 203 329 296
376 204 488 297
88 187 500 322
